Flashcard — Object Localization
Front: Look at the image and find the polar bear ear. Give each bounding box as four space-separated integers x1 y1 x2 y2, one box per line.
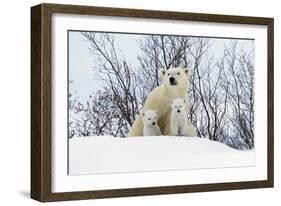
184 68 189 74
161 68 167 76
170 100 173 105
155 110 159 115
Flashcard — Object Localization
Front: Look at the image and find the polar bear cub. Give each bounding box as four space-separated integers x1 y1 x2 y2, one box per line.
142 110 162 136
170 98 188 136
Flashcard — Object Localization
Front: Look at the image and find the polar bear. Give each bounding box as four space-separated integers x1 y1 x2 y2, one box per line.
142 110 162 136
128 67 196 136
166 98 188 136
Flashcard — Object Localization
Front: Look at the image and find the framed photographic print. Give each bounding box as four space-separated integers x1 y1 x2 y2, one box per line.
31 3 274 202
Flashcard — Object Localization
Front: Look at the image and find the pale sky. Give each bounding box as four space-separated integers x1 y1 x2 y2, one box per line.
69 31 142 102
68 31 254 102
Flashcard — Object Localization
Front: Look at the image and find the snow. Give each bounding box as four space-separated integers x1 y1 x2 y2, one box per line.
69 136 254 175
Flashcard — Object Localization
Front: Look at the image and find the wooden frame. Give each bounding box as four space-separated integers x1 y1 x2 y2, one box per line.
31 3 274 202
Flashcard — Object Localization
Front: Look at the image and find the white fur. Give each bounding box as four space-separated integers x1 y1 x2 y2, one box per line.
142 110 162 136
170 98 188 136
128 67 192 136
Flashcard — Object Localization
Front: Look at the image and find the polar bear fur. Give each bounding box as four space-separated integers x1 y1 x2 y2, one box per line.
128 67 196 137
142 110 162 136
167 98 188 136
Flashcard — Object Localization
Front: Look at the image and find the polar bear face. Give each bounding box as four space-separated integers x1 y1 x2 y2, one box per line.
142 110 158 126
171 98 186 114
162 67 189 88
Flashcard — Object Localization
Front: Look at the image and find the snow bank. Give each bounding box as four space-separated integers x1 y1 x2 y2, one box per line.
69 136 254 175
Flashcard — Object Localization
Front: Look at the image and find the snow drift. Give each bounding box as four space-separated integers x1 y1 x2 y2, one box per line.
69 136 254 175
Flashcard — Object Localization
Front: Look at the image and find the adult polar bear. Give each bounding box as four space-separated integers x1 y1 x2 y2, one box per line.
128 67 196 137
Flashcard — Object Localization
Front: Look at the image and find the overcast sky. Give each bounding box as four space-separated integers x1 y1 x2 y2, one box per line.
69 31 254 102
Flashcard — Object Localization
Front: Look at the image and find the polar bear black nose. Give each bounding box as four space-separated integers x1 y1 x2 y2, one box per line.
177 110 180 113
169 77 175 83
152 122 156 125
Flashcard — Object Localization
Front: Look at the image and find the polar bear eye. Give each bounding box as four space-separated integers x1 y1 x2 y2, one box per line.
177 72 180 75
167 73 170 76
148 118 151 120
